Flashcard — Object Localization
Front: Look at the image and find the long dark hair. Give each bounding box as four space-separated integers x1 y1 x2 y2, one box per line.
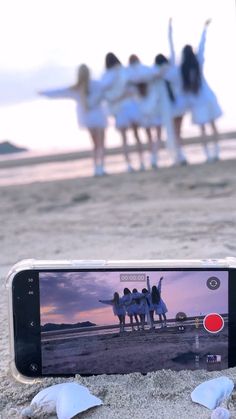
142 288 150 306
151 285 160 304
155 54 168 66
123 287 131 295
181 45 202 94
113 292 120 304
132 288 142 305
154 54 175 102
129 54 140 65
105 52 121 69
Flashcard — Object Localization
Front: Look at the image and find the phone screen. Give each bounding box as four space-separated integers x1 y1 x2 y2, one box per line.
13 268 236 377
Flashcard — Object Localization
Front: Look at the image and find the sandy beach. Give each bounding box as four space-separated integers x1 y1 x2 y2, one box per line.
41 324 228 375
1 156 236 418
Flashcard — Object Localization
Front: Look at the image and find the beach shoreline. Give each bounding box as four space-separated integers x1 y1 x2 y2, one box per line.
0 136 236 187
0 130 235 169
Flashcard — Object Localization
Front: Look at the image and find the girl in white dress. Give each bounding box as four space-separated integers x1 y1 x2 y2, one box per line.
39 64 107 176
150 19 187 165
140 54 186 166
127 55 178 167
148 276 168 328
143 277 155 329
101 52 145 172
132 288 147 330
127 55 161 169
99 292 126 333
166 18 189 162
121 288 140 331
180 19 223 161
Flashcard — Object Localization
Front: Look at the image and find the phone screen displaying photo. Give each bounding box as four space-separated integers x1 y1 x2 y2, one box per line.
39 269 229 374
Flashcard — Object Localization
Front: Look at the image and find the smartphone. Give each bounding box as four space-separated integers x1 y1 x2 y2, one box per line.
7 258 236 383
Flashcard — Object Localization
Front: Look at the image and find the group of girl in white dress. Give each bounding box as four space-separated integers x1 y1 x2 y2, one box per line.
99 276 168 333
40 19 222 176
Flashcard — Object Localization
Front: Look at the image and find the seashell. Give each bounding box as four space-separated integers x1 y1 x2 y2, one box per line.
56 382 102 419
22 383 67 416
21 382 102 418
191 377 234 410
211 407 231 419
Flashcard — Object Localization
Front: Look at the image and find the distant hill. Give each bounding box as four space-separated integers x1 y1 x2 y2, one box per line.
41 321 96 332
0 141 27 154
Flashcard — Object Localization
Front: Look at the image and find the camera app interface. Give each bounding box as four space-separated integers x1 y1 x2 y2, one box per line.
39 270 228 374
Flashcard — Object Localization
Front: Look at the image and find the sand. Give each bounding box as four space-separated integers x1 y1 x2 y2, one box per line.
41 326 228 375
1 158 236 418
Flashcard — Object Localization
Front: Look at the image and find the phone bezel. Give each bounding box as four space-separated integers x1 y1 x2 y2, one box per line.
11 266 236 379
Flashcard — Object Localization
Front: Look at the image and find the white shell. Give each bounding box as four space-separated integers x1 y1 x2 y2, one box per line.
56 383 102 419
21 382 102 418
191 377 234 410
211 407 231 419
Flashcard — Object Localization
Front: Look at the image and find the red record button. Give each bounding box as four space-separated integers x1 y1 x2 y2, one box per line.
203 313 224 333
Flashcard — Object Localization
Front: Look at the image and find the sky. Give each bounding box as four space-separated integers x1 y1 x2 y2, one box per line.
0 0 235 151
39 270 228 325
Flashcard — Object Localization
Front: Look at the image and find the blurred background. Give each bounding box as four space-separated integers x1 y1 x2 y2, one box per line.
0 0 235 153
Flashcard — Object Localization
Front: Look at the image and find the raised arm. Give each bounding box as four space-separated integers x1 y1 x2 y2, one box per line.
38 87 74 100
157 277 163 293
168 18 175 66
128 64 153 83
127 63 168 85
147 276 151 293
101 68 132 104
197 19 211 67
144 65 169 82
99 299 113 306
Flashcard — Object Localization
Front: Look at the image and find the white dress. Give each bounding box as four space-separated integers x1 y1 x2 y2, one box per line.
131 291 147 315
121 293 136 316
126 64 165 128
99 299 126 317
126 62 157 127
153 280 168 315
40 80 107 129
147 277 168 315
143 292 155 312
147 72 165 127
100 65 141 129
183 27 223 125
165 22 189 119
145 67 179 153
